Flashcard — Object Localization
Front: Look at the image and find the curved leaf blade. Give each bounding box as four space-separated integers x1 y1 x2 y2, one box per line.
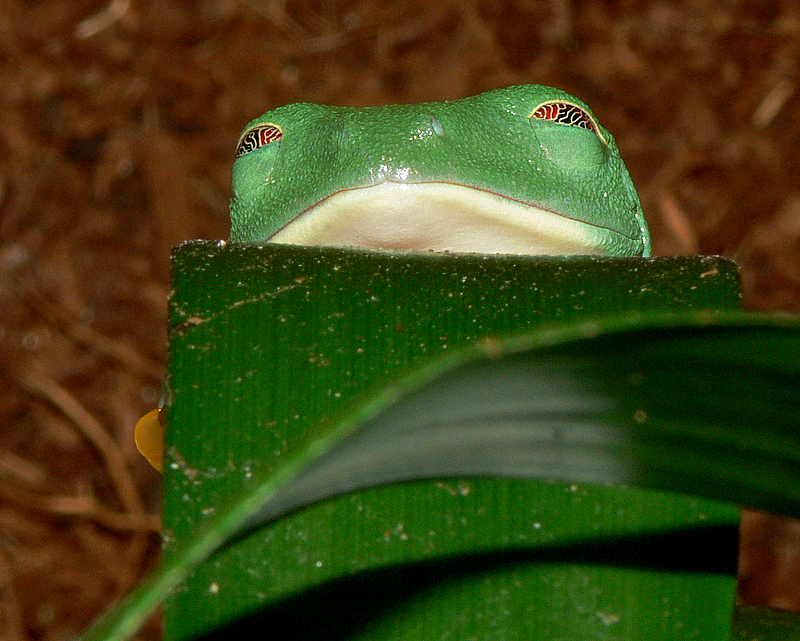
77 312 800 641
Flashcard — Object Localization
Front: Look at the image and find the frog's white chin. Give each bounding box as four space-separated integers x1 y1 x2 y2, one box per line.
268 182 605 255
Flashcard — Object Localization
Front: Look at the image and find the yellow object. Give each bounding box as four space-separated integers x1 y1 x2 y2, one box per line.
135 408 164 473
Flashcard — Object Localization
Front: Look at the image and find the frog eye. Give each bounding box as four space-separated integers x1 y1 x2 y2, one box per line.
530 101 607 144
235 123 283 158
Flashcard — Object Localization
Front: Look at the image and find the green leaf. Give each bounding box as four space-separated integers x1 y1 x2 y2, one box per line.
234 312 800 531
732 606 800 640
77 311 800 641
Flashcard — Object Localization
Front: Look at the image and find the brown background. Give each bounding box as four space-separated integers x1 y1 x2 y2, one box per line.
1 1 799 639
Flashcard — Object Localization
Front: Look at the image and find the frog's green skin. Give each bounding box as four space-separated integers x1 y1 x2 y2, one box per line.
230 85 650 257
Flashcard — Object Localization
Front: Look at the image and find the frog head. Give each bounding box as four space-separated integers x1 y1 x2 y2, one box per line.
230 84 650 256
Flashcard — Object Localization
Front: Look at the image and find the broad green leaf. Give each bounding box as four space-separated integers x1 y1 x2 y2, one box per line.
732 606 800 640
77 311 800 641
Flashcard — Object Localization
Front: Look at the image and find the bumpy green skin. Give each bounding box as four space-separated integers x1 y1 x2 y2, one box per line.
230 85 651 257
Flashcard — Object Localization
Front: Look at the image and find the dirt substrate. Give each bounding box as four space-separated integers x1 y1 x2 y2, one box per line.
1 1 799 639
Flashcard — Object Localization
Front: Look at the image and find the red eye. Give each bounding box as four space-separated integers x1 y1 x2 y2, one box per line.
235 123 283 158
530 101 604 140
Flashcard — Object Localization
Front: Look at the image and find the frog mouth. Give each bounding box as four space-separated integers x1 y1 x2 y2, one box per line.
268 182 611 255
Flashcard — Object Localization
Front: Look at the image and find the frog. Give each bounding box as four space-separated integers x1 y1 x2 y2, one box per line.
229 84 651 256
135 84 650 471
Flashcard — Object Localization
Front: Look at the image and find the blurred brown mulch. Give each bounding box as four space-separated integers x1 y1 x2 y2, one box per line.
1 1 799 639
